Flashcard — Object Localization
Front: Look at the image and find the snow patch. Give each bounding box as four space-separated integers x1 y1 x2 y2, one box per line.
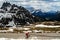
35 24 60 28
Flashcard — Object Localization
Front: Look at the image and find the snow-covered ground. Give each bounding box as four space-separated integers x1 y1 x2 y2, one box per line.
0 13 13 18
35 24 60 28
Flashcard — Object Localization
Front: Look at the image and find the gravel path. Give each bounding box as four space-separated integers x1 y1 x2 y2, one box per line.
0 33 60 40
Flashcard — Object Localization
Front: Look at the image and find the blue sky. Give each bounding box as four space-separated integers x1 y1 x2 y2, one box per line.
0 0 60 12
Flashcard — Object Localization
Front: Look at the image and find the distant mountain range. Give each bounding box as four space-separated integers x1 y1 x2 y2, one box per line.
24 6 60 21
24 5 60 21
32 9 60 21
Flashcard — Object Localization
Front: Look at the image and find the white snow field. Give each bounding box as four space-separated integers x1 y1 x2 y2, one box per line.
35 24 60 28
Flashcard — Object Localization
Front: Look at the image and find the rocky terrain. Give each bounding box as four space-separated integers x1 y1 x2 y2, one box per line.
0 2 41 27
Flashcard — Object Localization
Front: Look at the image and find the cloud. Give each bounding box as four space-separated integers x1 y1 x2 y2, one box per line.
41 0 60 2
27 0 60 12
27 1 52 12
0 0 60 12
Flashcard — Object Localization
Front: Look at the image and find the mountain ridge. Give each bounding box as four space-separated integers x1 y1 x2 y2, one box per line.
0 2 41 27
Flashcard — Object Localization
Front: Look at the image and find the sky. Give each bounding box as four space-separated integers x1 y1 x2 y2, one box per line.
0 0 60 12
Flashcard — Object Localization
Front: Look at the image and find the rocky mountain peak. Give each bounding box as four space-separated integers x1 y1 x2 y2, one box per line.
0 2 41 26
1 2 11 8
